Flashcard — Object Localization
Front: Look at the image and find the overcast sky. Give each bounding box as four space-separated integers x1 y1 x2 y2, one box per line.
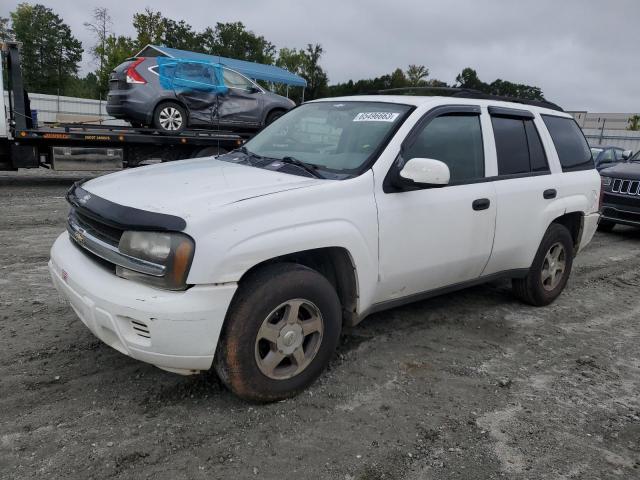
3 0 639 112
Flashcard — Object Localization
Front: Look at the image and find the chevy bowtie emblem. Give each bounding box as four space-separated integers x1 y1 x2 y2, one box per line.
73 230 85 244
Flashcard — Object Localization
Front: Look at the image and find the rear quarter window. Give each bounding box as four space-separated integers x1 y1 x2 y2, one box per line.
541 115 594 172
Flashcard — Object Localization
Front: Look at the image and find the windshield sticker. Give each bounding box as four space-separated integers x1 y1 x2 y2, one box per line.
353 112 400 122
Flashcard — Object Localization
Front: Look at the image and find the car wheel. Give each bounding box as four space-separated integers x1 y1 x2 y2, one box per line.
597 219 616 232
214 263 342 402
154 102 187 132
265 110 285 126
512 223 574 306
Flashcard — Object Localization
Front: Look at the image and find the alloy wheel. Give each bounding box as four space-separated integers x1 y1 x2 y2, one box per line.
541 242 566 291
158 107 183 130
254 299 324 380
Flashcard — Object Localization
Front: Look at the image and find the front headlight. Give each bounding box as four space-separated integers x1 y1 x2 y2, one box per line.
601 176 612 187
116 231 195 290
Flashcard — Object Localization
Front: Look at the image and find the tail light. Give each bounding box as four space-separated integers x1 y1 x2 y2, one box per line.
126 58 147 84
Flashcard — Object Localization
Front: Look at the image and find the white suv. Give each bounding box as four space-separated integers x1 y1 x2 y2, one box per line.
49 94 601 401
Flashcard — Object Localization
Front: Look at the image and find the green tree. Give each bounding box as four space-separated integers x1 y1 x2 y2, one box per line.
64 73 99 99
300 43 328 100
93 35 136 95
455 67 544 100
132 7 164 48
84 7 112 100
274 47 307 101
455 67 488 91
10 3 83 95
627 115 640 131
202 22 276 63
161 18 202 51
406 64 429 86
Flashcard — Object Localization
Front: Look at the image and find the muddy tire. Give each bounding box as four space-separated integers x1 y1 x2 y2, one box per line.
597 220 616 232
512 223 574 307
154 102 187 132
214 263 342 402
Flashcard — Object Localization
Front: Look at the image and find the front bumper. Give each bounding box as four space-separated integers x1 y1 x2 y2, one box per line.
49 233 237 373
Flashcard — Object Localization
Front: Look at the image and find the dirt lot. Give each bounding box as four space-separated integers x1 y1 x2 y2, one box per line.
1 169 639 480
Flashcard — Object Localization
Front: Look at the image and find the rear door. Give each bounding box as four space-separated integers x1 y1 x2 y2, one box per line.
216 69 263 126
482 107 563 275
172 61 222 126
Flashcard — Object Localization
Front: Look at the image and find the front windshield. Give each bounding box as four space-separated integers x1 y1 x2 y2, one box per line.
243 101 412 172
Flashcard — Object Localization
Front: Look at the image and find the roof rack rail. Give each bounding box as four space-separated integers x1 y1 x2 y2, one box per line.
367 87 564 112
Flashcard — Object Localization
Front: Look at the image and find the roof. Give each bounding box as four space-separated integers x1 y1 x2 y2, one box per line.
136 45 307 88
310 95 572 117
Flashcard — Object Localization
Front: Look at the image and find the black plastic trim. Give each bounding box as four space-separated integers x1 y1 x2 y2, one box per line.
362 268 530 318
488 106 534 119
67 182 187 232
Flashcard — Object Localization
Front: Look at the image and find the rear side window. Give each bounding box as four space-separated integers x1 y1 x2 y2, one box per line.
491 116 549 175
404 114 485 183
541 115 594 171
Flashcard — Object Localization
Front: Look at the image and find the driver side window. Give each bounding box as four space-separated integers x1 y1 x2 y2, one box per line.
403 114 485 183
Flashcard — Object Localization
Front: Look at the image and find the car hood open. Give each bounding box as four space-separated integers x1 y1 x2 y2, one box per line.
82 157 325 221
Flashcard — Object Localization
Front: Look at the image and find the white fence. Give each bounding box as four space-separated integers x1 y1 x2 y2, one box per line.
583 128 640 152
3 91 126 125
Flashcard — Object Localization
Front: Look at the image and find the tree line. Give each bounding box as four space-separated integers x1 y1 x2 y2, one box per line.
0 3 546 103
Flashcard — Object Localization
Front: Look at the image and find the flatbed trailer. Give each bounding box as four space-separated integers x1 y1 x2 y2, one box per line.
0 42 249 171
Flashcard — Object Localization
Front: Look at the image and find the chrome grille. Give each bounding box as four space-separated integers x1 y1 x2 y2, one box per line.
611 178 640 195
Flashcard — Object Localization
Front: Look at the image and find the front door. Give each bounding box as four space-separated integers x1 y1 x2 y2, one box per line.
374 107 496 302
171 61 224 126
216 68 263 127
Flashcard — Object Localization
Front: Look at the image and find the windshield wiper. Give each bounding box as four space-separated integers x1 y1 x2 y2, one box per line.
279 156 324 178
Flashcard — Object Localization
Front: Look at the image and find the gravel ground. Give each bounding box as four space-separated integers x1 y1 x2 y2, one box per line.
1 169 639 480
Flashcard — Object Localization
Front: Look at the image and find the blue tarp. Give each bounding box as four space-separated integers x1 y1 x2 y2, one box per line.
138 45 307 88
157 57 229 94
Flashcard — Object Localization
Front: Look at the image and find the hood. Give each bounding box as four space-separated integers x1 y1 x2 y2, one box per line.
600 162 640 180
83 157 324 220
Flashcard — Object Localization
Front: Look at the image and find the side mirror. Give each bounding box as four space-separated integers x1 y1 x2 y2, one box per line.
248 86 261 94
399 158 450 187
622 150 632 160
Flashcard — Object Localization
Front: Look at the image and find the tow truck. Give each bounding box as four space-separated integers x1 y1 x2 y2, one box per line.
0 41 248 171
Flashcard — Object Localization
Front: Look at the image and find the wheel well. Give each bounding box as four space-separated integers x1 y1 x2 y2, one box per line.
238 247 359 325
265 108 287 123
552 212 583 250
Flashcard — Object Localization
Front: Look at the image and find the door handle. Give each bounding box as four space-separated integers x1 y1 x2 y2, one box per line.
543 189 557 199
472 198 491 211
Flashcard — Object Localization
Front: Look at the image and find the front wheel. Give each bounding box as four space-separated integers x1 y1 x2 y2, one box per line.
154 102 187 132
214 263 342 402
512 223 575 306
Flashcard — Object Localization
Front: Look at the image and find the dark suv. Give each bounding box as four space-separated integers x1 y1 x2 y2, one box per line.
599 150 640 231
107 57 295 132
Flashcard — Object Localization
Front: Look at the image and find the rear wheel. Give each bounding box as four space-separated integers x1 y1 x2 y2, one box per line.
512 223 574 306
154 102 186 132
597 219 616 232
214 263 342 402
